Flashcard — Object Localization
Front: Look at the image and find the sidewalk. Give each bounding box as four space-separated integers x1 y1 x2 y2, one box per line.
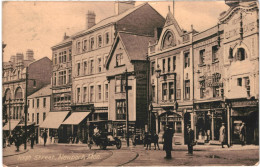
3 144 29 157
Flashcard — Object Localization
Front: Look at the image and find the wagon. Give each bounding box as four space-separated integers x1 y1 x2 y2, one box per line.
92 132 121 150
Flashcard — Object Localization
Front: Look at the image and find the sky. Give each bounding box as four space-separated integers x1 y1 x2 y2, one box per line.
2 1 230 62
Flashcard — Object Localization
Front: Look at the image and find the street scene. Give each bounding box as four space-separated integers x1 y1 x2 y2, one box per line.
2 0 259 166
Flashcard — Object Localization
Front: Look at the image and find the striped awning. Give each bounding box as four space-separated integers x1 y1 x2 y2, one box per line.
40 111 69 129
62 112 90 125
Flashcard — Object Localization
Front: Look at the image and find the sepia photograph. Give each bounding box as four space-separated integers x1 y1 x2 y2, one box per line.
2 0 259 166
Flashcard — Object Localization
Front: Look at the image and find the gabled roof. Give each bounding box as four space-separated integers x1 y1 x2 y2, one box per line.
106 31 154 69
72 3 149 38
28 84 52 98
164 10 183 36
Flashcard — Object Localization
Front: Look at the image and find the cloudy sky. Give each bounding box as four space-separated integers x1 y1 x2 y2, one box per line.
2 1 229 62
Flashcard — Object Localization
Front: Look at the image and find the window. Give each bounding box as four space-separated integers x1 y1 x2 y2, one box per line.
90 86 94 102
77 88 80 103
32 113 34 122
77 62 80 76
152 86 155 102
63 51 67 62
43 112 46 121
237 48 246 61
116 54 123 66
151 62 155 75
105 32 109 44
90 59 94 74
98 57 102 72
237 78 242 86
168 57 171 72
184 52 190 68
213 86 219 98
37 113 39 124
54 54 57 65
105 84 108 101
32 99 34 108
77 41 81 53
59 53 62 63
90 37 94 50
213 74 220 98
37 99 39 108
28 113 30 121
69 49 72 61
200 80 205 98
83 39 87 51
59 71 66 85
200 49 205 65
98 85 102 100
33 80 37 87
116 100 126 120
184 80 190 99
173 56 176 71
63 71 66 84
98 35 102 47
169 82 174 100
68 70 72 83
162 59 165 73
115 75 126 93
244 77 250 97
53 73 57 86
83 61 88 75
43 98 46 107
212 46 218 62
162 83 167 101
104 54 108 65
28 100 30 108
83 87 87 102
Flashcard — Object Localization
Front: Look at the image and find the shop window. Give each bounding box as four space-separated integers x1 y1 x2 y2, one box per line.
212 45 218 62
83 61 88 75
184 80 190 100
162 83 167 101
173 56 176 71
90 59 94 74
184 52 190 68
169 82 174 101
116 100 126 120
200 80 206 98
175 121 182 133
162 59 165 73
116 54 123 67
199 49 205 65
90 86 94 102
115 75 125 93
83 87 87 102
237 48 246 61
98 85 102 100
151 62 155 75
237 78 242 86
168 57 171 72
98 57 102 72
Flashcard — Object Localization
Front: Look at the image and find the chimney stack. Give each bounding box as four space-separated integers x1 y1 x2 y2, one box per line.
63 32 69 40
86 11 96 29
26 49 35 61
114 1 135 15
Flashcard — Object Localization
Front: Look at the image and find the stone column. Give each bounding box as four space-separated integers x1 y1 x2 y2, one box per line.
211 112 214 140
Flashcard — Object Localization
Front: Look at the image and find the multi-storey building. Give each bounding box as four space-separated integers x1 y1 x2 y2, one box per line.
106 31 154 138
193 23 225 144
68 2 165 141
28 84 51 144
2 52 52 132
220 0 259 145
148 7 195 144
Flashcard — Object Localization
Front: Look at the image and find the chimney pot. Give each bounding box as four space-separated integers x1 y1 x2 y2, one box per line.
86 10 96 29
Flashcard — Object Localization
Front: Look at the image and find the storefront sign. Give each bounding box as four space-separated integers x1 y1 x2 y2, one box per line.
231 100 258 107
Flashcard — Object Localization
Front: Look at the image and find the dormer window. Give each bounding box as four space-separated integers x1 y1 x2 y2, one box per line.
116 53 123 67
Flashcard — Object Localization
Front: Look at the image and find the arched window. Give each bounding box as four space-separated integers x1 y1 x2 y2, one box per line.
236 48 246 61
15 87 23 99
5 89 11 100
162 31 175 49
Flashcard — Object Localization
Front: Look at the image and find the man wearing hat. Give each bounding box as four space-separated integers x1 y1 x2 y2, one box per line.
186 125 194 155
163 124 174 159
219 123 229 148
239 122 246 146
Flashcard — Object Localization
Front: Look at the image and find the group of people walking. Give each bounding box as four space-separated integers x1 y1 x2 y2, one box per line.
143 131 160 150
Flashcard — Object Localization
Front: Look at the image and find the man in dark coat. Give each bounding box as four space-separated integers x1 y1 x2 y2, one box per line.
239 122 246 146
42 130 47 146
153 133 160 150
186 125 194 155
30 133 35 149
163 125 174 159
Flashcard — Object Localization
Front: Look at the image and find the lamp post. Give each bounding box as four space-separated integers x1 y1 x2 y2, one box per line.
125 69 129 147
8 98 11 137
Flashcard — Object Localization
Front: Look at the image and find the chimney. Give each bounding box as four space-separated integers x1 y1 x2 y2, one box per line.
86 11 96 29
16 53 24 63
63 32 69 40
114 1 135 15
10 55 16 63
26 49 35 61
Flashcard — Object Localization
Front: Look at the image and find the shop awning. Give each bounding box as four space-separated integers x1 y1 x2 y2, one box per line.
3 120 21 131
62 112 90 125
40 111 69 129
17 122 35 127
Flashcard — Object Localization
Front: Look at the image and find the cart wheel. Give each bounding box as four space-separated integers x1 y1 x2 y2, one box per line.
116 140 121 149
99 142 106 150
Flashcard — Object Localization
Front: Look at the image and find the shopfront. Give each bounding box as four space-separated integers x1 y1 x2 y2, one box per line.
194 101 226 143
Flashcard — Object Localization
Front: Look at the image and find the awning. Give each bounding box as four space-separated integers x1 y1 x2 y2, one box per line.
40 111 69 129
3 120 21 131
62 112 90 125
18 122 35 127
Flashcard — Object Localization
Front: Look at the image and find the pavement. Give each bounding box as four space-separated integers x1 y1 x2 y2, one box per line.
3 144 29 157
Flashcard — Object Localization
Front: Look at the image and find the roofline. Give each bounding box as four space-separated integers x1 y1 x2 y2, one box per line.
28 84 52 98
28 57 52 67
51 40 72 50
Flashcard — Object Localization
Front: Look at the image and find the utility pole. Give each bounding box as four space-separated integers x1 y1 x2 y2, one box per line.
24 67 28 150
125 69 129 147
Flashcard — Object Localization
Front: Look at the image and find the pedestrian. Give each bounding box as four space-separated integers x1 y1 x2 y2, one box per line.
239 122 246 146
163 125 174 159
14 132 21 152
219 123 229 148
30 133 35 149
186 125 194 155
42 130 47 146
146 131 152 150
153 133 160 150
